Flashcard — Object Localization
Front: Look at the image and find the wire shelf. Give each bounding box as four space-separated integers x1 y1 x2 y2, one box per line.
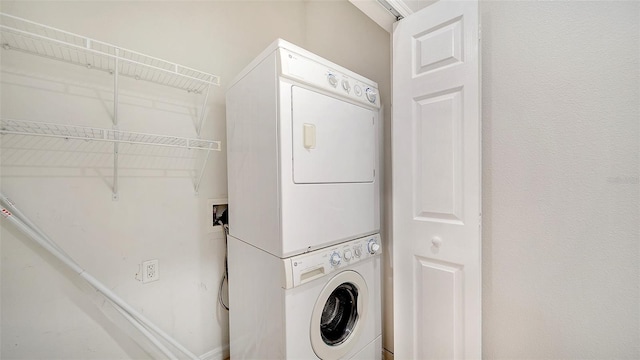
0 12 220 93
0 119 222 151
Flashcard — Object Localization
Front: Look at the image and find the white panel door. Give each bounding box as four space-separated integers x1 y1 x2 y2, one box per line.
392 1 481 359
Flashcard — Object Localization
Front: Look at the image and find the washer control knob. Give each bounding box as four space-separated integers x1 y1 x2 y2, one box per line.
330 252 342 266
327 74 338 87
343 249 353 261
354 246 362 258
341 80 351 92
354 85 362 97
367 240 380 254
365 88 377 103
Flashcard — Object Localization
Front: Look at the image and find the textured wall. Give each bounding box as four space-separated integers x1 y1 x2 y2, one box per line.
481 1 640 358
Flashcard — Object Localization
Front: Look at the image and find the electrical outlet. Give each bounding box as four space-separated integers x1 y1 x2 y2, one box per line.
142 259 159 283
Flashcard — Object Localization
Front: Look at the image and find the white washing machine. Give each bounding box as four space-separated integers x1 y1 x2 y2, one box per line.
226 39 381 258
228 234 382 360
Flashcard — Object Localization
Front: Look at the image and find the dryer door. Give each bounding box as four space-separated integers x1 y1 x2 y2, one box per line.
292 86 376 184
310 270 369 359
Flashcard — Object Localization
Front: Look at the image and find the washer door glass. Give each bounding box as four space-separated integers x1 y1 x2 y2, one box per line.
311 270 369 360
321 283 359 346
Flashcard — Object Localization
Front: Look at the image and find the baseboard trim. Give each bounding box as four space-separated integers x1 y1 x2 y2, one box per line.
200 344 230 360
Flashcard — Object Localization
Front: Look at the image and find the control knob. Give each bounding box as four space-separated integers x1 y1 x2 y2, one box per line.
327 74 338 87
343 249 353 261
367 240 380 254
354 246 362 258
330 252 342 266
365 88 377 103
354 85 362 97
341 80 351 92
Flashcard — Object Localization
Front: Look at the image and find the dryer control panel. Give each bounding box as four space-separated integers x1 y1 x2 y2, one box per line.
283 234 381 289
278 48 380 109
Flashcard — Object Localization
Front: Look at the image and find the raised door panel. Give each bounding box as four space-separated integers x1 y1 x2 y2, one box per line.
414 257 464 359
414 88 464 224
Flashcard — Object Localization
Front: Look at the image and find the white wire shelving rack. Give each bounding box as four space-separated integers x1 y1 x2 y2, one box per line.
0 12 222 199
0 118 221 150
0 119 221 198
0 12 220 95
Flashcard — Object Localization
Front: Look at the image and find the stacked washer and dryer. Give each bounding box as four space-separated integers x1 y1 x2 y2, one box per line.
225 39 382 359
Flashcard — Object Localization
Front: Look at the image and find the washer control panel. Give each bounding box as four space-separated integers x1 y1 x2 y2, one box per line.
279 48 380 108
285 234 382 289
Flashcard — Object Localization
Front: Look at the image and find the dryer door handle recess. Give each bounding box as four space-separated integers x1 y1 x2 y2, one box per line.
303 123 316 149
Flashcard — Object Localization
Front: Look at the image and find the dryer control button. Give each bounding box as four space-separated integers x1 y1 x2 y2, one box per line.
354 246 362 258
365 88 377 103
327 74 338 87
367 240 380 254
354 85 362 97
343 249 353 261
330 252 342 266
341 80 351 92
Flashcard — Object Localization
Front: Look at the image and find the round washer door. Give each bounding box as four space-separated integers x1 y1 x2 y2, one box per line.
310 270 369 360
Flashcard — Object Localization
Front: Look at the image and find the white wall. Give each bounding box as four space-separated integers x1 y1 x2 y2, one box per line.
0 1 390 359
481 1 639 358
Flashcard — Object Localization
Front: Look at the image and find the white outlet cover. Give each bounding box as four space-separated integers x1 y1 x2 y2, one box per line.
142 259 159 283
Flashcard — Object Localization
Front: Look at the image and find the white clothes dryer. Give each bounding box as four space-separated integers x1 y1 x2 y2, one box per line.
226 39 381 258
228 234 382 359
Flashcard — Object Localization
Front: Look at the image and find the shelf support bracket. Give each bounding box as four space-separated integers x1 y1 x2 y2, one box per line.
112 49 120 201
196 81 212 137
113 48 119 127
113 142 119 201
194 145 212 195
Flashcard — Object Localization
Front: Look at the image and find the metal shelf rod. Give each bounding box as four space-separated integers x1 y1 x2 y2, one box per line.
113 48 119 200
0 119 222 151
